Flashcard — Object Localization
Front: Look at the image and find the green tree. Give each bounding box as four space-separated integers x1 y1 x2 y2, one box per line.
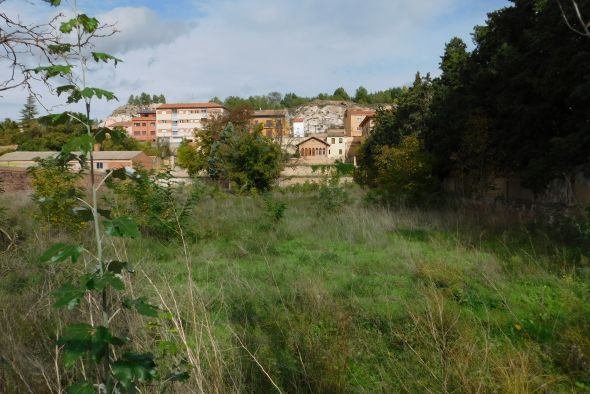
128 94 135 105
176 140 202 177
20 93 39 123
332 87 350 101
209 123 282 192
354 86 370 104
158 94 166 103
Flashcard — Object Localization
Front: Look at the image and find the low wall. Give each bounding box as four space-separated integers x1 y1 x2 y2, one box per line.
0 168 31 192
0 167 105 193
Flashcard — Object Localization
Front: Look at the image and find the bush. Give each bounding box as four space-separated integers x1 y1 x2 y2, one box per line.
27 157 85 231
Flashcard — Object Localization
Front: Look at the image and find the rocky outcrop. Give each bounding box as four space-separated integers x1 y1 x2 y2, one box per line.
101 103 159 127
291 100 374 135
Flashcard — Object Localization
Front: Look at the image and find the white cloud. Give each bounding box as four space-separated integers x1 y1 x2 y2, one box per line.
0 0 509 120
93 7 193 54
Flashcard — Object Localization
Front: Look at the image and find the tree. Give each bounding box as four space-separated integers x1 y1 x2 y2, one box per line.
332 87 350 101
209 123 283 192
209 96 223 105
152 94 159 104
176 141 202 177
557 0 590 38
267 91 283 107
158 94 166 103
20 93 39 122
354 86 370 104
128 94 135 105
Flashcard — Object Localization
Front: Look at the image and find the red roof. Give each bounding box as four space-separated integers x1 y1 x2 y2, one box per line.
347 109 376 116
296 137 330 147
157 103 226 110
292 118 304 122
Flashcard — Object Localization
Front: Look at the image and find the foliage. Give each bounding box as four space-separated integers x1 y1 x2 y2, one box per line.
372 135 437 204
127 93 165 106
356 73 434 192
107 167 199 240
176 141 202 177
20 94 39 122
28 157 85 230
424 1 590 195
209 123 283 192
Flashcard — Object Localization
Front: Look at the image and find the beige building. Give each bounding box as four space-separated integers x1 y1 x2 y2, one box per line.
345 109 376 137
359 114 376 137
0 151 154 172
251 109 290 138
296 137 332 164
156 103 227 147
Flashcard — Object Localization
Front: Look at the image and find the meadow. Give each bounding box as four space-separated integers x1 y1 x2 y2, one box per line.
1 185 589 393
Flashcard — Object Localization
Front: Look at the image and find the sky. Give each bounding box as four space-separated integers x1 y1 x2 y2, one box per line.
0 0 510 120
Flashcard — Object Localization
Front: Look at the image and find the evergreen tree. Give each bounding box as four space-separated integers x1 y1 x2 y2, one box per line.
355 86 370 104
152 94 159 104
158 94 166 104
20 94 38 122
128 94 135 105
332 87 350 101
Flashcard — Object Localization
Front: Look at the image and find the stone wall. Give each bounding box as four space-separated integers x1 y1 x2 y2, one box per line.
0 168 31 192
291 101 374 136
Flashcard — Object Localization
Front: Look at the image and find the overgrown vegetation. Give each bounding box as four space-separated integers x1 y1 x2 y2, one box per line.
1 186 589 392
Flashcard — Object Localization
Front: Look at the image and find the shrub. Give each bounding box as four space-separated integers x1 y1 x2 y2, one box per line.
27 157 85 231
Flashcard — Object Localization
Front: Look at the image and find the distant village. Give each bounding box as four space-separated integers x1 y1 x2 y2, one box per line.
104 101 377 166
0 100 380 188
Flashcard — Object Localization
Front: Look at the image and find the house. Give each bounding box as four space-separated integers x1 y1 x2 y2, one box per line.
296 137 332 164
344 109 376 137
110 121 133 136
0 151 154 172
325 129 350 162
251 109 290 138
156 103 228 148
359 114 375 137
292 118 305 138
131 109 157 142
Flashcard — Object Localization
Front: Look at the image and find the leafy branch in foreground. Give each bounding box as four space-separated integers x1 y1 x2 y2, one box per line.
32 1 186 392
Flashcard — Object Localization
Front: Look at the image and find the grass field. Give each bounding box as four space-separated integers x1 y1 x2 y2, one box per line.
1 186 589 393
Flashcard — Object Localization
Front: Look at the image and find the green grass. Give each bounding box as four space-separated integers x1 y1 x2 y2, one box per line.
1 187 589 393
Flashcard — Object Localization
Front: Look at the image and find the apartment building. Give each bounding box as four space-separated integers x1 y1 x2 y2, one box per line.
131 109 157 142
251 109 290 138
344 109 376 137
156 103 227 147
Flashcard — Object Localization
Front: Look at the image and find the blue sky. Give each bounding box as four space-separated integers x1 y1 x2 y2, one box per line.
0 0 510 120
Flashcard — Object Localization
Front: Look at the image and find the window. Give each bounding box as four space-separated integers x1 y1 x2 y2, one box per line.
96 162 104 169
339 138 343 143
150 122 155 126
339 149 342 155
331 138 335 144
134 123 140 127
142 122 146 127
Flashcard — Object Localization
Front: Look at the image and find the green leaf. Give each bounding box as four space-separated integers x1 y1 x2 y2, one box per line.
123 298 159 317
98 208 112 219
48 43 72 55
106 261 134 274
112 353 157 390
165 371 190 382
33 65 74 78
66 382 94 394
56 84 77 97
91 52 123 66
58 323 93 368
53 283 86 310
44 0 62 6
105 217 140 238
85 272 125 292
41 243 84 263
71 207 94 222
62 134 95 156
60 15 99 34
58 324 124 368
80 87 118 102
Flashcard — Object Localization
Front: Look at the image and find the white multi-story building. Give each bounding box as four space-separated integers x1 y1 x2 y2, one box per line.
156 103 227 148
325 129 354 162
292 118 305 138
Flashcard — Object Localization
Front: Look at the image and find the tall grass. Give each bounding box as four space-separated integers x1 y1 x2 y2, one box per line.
0 187 589 392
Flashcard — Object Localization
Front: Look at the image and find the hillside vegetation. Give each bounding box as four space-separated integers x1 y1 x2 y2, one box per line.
1 186 589 393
